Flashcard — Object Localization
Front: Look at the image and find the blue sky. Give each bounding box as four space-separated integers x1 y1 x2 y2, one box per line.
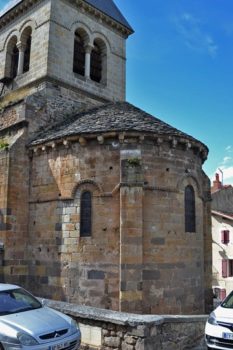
1 0 233 186
114 0 233 186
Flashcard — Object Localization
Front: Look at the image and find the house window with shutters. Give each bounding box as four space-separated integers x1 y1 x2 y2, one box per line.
222 259 233 278
185 185 196 232
221 230 230 244
80 191 92 237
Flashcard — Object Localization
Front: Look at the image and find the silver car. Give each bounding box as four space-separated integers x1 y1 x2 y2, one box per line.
0 284 81 350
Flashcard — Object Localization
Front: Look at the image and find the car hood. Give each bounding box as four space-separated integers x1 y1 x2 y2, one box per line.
215 305 233 321
0 307 71 338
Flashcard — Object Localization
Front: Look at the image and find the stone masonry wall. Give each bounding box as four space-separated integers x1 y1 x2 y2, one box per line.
0 126 30 285
0 0 127 103
48 0 127 101
0 0 51 84
0 101 25 130
27 140 121 308
43 298 208 350
24 136 211 314
0 147 10 268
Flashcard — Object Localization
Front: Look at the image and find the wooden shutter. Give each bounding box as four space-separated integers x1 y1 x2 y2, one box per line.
220 289 226 301
221 230 225 243
221 230 230 244
222 259 228 278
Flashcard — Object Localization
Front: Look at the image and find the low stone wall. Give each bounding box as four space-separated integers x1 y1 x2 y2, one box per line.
43 299 208 350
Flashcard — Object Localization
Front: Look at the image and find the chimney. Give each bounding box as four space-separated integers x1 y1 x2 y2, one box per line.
211 173 222 193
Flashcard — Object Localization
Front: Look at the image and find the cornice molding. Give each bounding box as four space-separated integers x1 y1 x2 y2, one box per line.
28 131 208 164
0 0 40 30
75 0 133 37
0 0 133 37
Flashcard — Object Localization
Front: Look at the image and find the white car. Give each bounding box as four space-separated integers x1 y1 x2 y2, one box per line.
0 284 81 350
205 290 233 349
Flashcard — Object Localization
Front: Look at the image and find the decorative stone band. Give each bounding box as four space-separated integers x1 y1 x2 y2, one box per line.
38 298 208 350
28 132 208 163
0 0 133 37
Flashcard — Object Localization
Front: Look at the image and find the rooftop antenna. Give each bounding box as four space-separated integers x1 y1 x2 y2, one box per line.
218 168 223 186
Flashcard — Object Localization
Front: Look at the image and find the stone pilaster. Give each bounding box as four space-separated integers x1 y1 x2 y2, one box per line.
119 151 144 313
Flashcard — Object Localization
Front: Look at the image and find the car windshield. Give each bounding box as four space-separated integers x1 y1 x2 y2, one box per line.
221 291 233 308
0 288 42 315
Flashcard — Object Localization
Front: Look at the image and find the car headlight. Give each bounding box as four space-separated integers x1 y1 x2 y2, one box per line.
208 312 218 325
71 319 79 331
17 333 38 346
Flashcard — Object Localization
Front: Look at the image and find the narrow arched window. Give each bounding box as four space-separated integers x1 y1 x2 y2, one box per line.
73 31 85 76
80 191 92 237
90 40 102 83
185 185 196 232
5 37 19 79
23 35 31 73
11 45 19 78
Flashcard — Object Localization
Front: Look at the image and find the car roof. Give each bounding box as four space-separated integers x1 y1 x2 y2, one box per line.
0 283 20 291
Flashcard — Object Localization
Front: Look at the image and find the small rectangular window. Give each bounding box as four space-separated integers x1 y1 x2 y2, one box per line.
221 230 230 244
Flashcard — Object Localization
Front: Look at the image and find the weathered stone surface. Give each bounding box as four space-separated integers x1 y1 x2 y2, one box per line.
0 0 212 316
104 337 121 347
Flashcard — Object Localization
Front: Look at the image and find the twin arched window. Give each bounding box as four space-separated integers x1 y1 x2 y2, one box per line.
80 191 92 237
5 27 32 79
73 30 106 83
185 185 196 232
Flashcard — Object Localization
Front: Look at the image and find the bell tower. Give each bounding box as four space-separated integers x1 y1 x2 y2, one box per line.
0 0 133 289
0 0 133 109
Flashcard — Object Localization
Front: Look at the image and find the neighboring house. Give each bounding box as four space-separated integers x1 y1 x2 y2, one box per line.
211 174 233 300
0 0 212 314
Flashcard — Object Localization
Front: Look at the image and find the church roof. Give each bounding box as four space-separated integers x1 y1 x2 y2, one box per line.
0 0 133 32
84 0 133 31
29 102 206 150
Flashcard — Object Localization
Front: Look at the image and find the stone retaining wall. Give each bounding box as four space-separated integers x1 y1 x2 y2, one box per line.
43 299 208 350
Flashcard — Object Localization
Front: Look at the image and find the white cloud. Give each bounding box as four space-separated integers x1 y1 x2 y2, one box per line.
173 12 218 58
222 156 232 164
226 145 233 152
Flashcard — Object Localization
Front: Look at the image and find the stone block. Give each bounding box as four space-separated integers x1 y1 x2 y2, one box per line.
142 270 160 280
104 336 121 348
88 270 105 280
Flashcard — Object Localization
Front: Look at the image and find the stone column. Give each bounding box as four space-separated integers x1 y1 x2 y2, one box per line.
84 45 93 79
16 42 26 75
119 150 144 313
